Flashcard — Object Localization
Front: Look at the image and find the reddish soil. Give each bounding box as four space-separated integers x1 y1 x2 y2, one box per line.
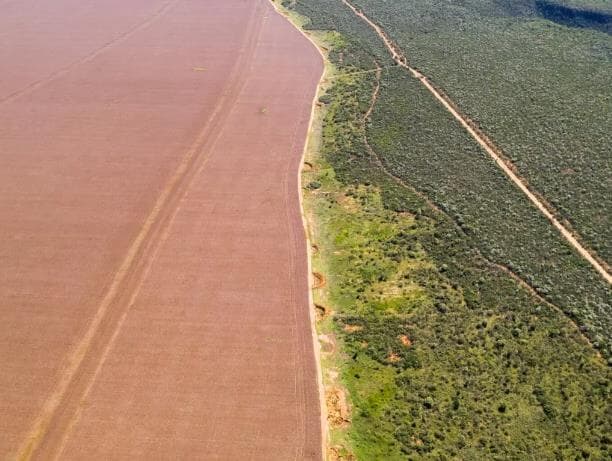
0 0 323 459
312 272 326 289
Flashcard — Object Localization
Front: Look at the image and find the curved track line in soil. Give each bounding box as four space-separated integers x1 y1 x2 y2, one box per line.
15 4 267 459
341 0 611 285
49 35 264 456
485 259 601 355
361 62 600 354
0 0 180 107
362 62 381 123
271 62 318 458
50 201 182 460
284 92 311 461
327 64 397 80
270 26 327 460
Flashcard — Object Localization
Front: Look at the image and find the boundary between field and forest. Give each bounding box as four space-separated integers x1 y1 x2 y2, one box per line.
271 1 380 458
268 1 331 457
340 0 612 285
273 0 611 458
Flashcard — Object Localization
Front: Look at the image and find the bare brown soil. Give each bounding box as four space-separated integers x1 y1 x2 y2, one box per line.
399 335 412 347
328 446 357 461
312 272 327 289
318 334 337 354
343 325 364 333
0 0 323 459
341 0 611 285
325 388 350 428
314 304 332 321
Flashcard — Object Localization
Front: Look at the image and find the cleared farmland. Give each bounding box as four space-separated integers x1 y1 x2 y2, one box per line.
0 0 322 459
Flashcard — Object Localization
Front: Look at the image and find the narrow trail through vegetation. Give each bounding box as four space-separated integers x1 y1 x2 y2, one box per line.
341 0 612 285
361 59 599 354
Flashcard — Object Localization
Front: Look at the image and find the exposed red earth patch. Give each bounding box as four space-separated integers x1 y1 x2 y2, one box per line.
312 272 326 289
0 0 323 459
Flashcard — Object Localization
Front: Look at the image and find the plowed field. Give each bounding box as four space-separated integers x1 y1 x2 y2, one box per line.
0 0 323 459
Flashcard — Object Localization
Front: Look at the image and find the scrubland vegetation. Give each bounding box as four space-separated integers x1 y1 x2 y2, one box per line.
279 0 611 458
369 67 611 362
351 0 612 262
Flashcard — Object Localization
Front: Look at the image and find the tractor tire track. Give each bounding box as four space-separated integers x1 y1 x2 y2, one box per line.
15 3 267 459
0 0 180 107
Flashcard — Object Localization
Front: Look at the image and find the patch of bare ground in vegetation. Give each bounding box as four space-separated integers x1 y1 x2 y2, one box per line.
312 271 327 288
315 303 332 320
328 446 357 461
326 387 351 428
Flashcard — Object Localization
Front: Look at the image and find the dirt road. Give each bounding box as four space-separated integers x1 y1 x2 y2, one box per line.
0 0 323 458
341 0 611 285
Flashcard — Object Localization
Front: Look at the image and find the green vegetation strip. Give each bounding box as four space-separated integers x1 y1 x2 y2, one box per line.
305 74 610 458
341 0 611 286
292 0 612 358
276 0 611 458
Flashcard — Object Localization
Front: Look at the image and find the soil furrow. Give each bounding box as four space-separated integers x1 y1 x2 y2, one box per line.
0 0 180 107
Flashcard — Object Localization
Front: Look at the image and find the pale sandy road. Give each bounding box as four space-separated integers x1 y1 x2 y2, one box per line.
341 0 611 284
1 0 323 459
